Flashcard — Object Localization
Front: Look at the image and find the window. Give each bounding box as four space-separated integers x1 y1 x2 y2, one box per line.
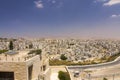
43 65 46 71
28 65 33 80
0 72 14 80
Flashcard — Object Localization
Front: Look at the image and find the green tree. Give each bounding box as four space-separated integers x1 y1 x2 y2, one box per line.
29 44 33 49
60 54 67 60
9 41 13 50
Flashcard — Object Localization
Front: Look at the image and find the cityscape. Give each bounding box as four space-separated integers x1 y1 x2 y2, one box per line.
0 0 120 80
0 38 120 80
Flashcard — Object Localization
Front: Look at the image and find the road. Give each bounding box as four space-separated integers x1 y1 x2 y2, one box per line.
66 56 120 80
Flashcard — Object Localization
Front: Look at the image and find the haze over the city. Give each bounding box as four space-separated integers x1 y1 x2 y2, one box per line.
0 0 120 38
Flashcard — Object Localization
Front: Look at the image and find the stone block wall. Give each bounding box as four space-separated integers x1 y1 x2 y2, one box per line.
0 55 41 80
26 55 41 80
0 62 27 80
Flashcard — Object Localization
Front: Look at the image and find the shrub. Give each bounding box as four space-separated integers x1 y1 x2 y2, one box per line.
60 54 67 60
28 49 42 55
0 50 8 54
103 77 108 80
58 71 71 80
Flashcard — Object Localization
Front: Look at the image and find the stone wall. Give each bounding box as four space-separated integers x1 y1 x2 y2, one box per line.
0 62 27 80
0 55 41 80
26 55 41 80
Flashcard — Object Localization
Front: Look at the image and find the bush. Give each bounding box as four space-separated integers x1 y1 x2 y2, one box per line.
28 49 42 55
35 49 42 55
0 50 8 54
106 52 120 62
60 54 67 60
103 77 108 80
58 71 71 80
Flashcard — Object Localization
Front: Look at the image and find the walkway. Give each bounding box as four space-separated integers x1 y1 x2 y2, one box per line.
50 66 67 80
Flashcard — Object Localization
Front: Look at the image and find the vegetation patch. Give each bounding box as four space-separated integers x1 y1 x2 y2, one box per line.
60 54 67 60
50 52 120 66
28 49 42 55
0 50 8 54
58 71 71 80
106 52 120 62
103 77 108 80
49 60 98 66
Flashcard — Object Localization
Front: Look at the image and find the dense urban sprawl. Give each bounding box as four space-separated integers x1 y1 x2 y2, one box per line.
0 38 120 62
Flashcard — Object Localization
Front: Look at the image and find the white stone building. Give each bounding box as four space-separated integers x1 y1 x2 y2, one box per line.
0 50 50 80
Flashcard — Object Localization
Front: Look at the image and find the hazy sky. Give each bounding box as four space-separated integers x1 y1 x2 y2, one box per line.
0 0 120 38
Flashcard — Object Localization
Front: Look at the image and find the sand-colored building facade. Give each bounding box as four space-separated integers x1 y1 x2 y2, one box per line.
0 50 50 80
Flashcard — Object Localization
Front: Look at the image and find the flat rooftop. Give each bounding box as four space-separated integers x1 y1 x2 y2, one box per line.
0 50 37 62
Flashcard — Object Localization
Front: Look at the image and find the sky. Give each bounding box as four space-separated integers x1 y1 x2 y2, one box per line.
0 0 120 39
